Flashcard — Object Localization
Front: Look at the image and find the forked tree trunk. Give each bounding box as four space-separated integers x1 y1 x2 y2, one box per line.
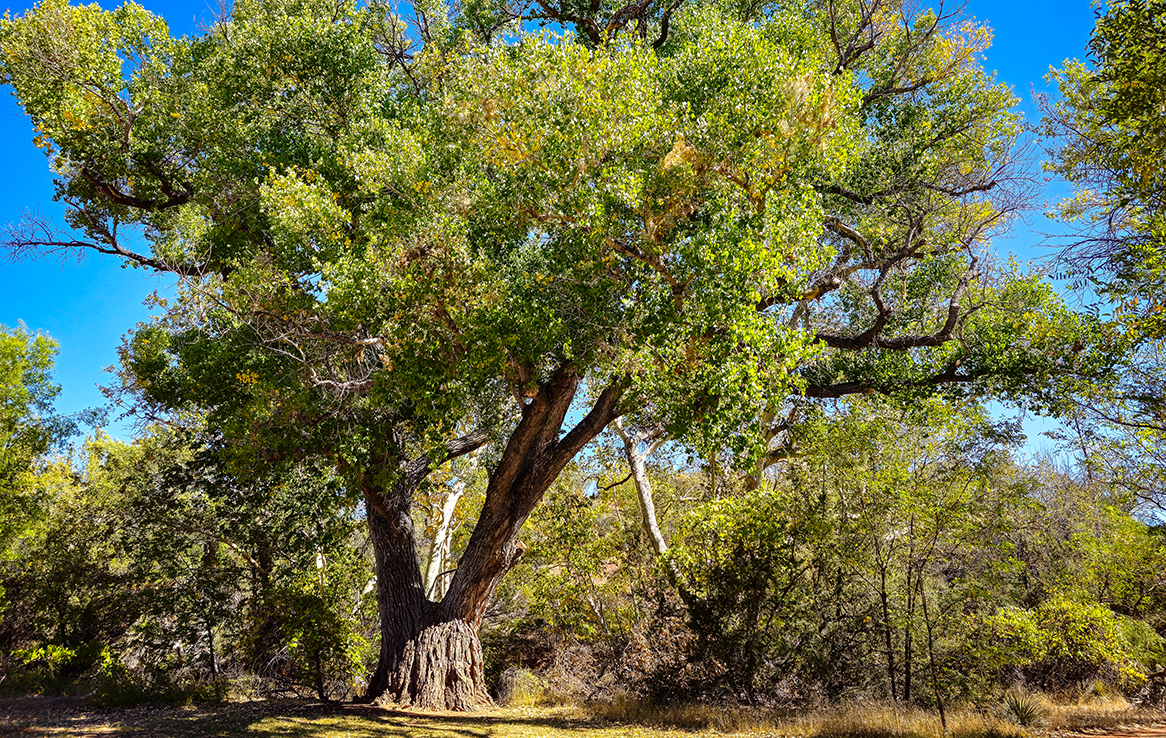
359 430 491 709
363 484 493 710
361 367 623 711
744 407 798 491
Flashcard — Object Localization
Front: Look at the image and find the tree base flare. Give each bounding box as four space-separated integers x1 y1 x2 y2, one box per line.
378 618 493 712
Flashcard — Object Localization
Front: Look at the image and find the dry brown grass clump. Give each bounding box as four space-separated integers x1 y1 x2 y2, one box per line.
1041 691 1163 731
588 696 777 732
815 704 1026 738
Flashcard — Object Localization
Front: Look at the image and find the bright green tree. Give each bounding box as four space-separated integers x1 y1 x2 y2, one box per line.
1046 0 1166 334
669 398 1032 706
1044 0 1166 514
0 324 69 558
1 428 373 700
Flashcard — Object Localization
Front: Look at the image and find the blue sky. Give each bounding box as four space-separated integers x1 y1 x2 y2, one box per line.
0 0 1100 442
0 0 217 438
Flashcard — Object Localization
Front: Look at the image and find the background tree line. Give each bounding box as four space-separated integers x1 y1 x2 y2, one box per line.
2 329 1164 707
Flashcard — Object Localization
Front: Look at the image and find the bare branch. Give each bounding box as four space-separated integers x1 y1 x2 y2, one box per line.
3 211 209 276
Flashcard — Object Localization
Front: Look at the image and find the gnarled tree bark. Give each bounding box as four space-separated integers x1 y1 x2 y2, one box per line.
361 367 623 711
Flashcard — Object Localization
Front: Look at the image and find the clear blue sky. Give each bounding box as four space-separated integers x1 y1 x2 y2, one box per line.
0 0 1099 441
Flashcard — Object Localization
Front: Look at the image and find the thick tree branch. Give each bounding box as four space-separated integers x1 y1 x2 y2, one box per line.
803 368 986 398
604 0 654 38
554 380 624 465
81 164 193 212
815 253 980 351
820 183 894 206
530 0 602 45
922 180 998 198
366 428 492 520
862 77 933 106
651 0 682 49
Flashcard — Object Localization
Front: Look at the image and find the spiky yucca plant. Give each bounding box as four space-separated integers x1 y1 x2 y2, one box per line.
1003 690 1047 727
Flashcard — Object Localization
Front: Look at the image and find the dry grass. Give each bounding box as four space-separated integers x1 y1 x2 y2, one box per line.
589 697 782 733
587 699 1030 738
814 704 1028 738
1041 692 1164 731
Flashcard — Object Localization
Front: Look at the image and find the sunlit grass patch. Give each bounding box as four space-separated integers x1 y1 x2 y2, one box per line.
1041 692 1162 731
587 699 1032 738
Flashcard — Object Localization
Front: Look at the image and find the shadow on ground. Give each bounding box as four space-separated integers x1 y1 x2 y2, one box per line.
0 696 635 738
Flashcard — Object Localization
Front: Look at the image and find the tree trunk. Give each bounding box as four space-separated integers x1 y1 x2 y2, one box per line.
878 563 898 702
743 407 797 491
313 650 327 701
903 572 913 704
361 369 622 711
363 479 493 710
387 612 491 710
920 582 946 732
441 368 621 628
360 431 492 710
613 419 692 600
614 419 669 558
904 522 916 704
363 481 429 704
206 618 217 678
425 463 471 601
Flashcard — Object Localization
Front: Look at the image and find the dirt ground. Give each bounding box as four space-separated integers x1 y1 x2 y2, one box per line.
1060 726 1166 738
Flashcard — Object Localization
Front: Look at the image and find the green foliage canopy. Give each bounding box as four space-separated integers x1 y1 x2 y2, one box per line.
1044 0 1166 513
1046 0 1166 335
0 0 1105 474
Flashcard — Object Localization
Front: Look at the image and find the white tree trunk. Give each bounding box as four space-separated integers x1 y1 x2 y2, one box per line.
424 454 477 601
614 418 669 557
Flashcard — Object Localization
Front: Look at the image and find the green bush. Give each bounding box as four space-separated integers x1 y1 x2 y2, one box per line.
1 641 230 705
92 660 230 707
3 641 108 694
246 573 371 700
980 597 1159 692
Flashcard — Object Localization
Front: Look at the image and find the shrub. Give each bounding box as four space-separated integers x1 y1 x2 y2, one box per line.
979 597 1160 693
4 641 108 694
92 669 230 707
495 667 547 706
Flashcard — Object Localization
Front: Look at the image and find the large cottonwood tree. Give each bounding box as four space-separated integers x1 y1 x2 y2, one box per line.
1 0 1102 709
